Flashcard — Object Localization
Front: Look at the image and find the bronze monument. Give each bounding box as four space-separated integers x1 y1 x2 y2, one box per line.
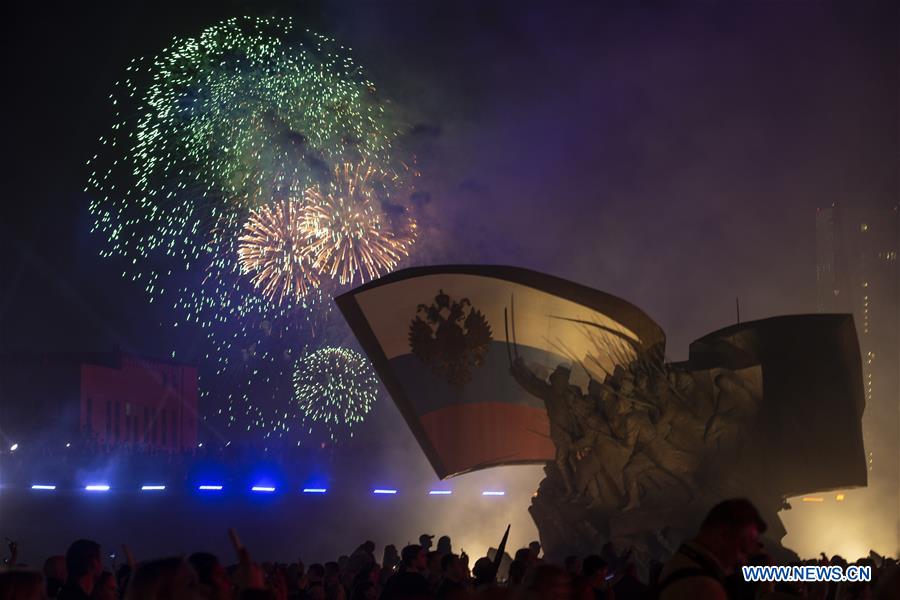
337 266 866 565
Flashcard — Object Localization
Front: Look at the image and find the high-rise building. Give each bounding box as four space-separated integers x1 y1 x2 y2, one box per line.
815 202 899 546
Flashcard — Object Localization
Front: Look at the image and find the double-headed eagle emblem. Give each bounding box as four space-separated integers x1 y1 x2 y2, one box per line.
408 289 493 387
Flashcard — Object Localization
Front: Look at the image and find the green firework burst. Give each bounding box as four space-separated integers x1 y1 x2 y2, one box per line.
293 346 379 440
86 16 403 438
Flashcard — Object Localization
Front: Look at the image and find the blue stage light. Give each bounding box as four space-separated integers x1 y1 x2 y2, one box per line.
141 485 166 491
85 484 110 492
429 490 452 495
251 486 276 493
373 488 398 495
198 485 223 491
482 491 505 496
302 488 327 494
31 484 56 490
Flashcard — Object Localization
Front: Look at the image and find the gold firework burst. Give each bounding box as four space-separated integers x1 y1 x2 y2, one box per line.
302 162 416 285
237 198 320 304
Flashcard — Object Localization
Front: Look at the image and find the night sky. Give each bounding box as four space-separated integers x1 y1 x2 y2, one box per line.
4 0 896 360
2 0 898 557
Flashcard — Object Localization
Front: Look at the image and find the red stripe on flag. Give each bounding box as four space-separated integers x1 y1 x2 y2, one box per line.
420 402 554 476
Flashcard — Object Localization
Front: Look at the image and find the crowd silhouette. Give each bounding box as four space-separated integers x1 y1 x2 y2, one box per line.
1 499 897 600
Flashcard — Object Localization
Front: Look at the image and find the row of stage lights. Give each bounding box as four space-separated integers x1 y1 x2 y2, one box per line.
28 484 506 497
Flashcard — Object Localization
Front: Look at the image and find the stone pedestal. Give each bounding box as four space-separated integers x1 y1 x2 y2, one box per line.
529 462 798 574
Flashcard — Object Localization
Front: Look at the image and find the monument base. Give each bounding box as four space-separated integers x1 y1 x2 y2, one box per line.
529 463 799 574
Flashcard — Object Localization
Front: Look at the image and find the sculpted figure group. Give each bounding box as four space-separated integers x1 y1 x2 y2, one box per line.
511 353 761 512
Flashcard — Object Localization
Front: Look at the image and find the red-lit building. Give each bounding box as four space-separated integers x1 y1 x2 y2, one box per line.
1 351 198 452
80 354 198 451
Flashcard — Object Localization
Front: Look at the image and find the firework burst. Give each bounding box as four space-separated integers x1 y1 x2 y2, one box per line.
302 162 417 285
238 198 320 304
86 16 408 438
293 346 379 440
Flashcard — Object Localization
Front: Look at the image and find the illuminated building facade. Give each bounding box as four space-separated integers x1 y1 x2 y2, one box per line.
0 351 198 452
80 354 198 451
815 203 899 538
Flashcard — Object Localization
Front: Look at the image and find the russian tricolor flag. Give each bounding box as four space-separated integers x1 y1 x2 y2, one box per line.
337 265 664 479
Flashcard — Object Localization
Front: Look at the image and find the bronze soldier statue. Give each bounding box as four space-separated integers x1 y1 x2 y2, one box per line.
510 357 580 497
